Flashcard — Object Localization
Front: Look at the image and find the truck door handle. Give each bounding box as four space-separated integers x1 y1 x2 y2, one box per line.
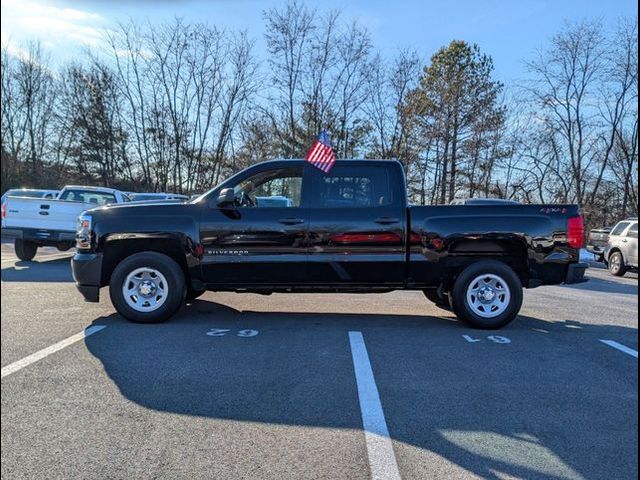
279 218 305 225
374 217 400 225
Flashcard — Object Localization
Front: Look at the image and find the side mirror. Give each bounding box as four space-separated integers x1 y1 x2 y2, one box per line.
216 188 235 207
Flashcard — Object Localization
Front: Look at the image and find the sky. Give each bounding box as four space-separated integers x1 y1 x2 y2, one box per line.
1 0 637 83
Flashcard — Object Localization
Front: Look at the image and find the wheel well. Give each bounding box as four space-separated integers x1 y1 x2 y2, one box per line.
445 239 529 288
101 238 189 286
607 248 621 260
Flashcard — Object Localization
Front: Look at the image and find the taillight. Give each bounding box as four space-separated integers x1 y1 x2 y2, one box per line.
1 202 6 219
567 216 584 249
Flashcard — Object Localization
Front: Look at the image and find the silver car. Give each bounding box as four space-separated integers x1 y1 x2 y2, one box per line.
605 218 638 276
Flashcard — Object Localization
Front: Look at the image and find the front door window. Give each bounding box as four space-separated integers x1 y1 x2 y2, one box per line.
231 167 303 208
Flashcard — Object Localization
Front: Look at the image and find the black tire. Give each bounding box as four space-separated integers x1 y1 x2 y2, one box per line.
423 289 452 310
109 251 185 323
186 287 206 302
14 239 37 261
608 251 627 277
450 260 523 330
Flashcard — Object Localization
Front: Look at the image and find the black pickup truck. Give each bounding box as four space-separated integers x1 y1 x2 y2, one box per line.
71 159 587 329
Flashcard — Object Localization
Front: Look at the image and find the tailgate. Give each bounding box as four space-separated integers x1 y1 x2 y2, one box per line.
3 197 90 232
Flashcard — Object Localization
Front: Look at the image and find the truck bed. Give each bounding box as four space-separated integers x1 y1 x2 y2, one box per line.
409 204 582 287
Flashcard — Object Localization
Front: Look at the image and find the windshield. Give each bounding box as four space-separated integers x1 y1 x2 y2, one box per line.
58 189 117 206
191 180 228 204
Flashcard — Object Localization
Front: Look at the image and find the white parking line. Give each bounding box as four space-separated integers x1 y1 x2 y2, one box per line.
348 331 401 480
1 326 107 379
599 340 638 359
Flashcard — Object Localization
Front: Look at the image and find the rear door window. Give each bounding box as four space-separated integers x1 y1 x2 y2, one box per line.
310 165 394 208
627 223 638 239
610 222 630 236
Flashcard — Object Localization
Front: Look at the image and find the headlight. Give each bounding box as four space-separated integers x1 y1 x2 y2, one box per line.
76 213 93 249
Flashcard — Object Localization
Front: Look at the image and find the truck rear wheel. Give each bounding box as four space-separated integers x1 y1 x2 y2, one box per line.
15 239 37 261
109 252 185 323
450 260 523 329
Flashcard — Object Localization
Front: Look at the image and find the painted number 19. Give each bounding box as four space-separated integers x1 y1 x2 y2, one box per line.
462 334 511 344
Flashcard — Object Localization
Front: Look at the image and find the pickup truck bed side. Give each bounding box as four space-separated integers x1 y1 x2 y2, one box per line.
409 205 581 288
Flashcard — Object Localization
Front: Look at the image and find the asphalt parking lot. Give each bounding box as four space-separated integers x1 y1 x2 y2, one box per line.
1 242 638 480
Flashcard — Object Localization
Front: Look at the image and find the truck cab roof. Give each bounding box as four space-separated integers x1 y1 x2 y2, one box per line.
450 198 520 206
253 158 403 168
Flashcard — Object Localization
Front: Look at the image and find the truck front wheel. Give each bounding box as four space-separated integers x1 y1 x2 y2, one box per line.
15 239 37 261
423 289 452 310
109 251 185 323
56 242 74 252
450 260 523 329
186 286 206 302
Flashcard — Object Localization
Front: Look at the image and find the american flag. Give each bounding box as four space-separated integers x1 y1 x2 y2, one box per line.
305 130 336 173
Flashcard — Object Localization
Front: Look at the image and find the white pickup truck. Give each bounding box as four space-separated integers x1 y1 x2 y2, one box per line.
1 185 130 260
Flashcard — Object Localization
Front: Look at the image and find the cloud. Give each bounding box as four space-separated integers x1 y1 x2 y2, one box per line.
1 30 30 59
0 0 106 51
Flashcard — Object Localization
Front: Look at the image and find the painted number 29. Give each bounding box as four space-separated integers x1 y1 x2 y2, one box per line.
206 329 259 337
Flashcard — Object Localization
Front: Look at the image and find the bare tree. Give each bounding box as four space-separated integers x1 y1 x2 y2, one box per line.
587 18 638 207
331 20 373 158
603 18 638 217
525 20 606 206
15 43 56 179
105 22 155 189
1 45 25 162
264 0 314 157
300 10 340 141
61 63 128 186
207 31 260 187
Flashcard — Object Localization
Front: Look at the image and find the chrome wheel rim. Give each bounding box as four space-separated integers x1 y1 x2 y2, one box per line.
466 273 511 318
610 254 621 271
122 267 168 313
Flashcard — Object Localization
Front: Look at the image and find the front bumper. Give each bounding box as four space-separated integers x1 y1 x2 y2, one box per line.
565 262 589 284
586 245 606 258
71 252 103 302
